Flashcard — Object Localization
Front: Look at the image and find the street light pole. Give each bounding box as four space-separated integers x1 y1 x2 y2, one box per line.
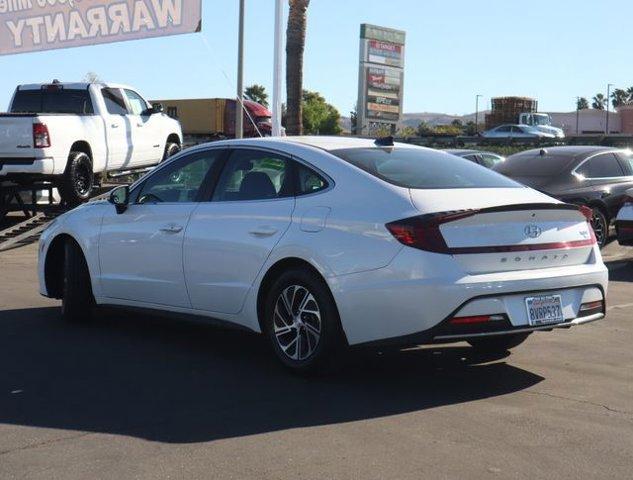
272 0 283 137
576 97 580 136
606 83 614 135
236 0 245 139
475 94 483 134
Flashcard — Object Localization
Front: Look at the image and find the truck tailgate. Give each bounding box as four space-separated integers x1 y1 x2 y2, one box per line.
0 115 35 157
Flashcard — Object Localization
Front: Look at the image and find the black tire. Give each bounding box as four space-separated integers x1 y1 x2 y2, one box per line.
162 142 181 162
61 240 94 323
59 151 94 206
263 268 344 373
468 333 531 353
589 206 609 249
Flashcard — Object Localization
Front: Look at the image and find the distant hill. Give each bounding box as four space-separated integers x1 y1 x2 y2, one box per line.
339 110 490 132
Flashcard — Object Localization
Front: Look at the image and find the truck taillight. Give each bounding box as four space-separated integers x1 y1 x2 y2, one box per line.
33 123 50 148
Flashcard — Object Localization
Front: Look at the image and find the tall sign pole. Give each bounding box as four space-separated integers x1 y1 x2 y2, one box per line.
272 0 284 136
357 24 406 136
236 0 245 139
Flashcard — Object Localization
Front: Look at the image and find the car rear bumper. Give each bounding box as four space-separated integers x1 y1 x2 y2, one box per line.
331 246 608 346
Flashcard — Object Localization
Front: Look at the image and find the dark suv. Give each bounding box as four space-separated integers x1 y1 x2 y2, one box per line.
495 146 633 248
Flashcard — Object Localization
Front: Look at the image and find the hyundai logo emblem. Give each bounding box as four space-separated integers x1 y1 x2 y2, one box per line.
524 224 542 239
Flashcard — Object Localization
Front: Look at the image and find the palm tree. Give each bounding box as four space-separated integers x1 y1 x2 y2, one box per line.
576 97 589 110
592 93 607 110
611 88 629 109
286 0 310 135
244 84 269 107
627 87 633 104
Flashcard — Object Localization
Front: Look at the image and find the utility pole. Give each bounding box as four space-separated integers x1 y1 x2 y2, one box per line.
272 0 283 136
475 94 483 134
236 0 245 139
606 83 614 135
576 97 580 136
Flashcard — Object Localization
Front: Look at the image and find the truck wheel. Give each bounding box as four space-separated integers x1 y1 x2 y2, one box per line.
59 152 94 206
162 142 181 162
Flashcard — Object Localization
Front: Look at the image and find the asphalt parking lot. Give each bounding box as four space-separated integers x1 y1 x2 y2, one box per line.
0 241 632 480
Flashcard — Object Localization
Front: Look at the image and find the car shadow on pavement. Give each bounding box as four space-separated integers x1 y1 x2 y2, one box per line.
0 306 544 444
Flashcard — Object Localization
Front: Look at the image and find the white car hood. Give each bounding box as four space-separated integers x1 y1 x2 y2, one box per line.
409 187 559 214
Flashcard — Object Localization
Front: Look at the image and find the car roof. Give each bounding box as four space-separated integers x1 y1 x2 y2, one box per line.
446 149 502 156
186 136 420 153
509 145 621 160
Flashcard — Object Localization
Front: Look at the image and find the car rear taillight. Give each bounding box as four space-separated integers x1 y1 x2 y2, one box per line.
449 314 505 325
386 211 475 253
578 205 598 244
33 123 50 148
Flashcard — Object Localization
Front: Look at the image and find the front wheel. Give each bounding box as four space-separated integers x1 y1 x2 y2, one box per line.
468 333 531 353
162 142 181 162
61 240 95 323
59 151 94 206
263 269 344 373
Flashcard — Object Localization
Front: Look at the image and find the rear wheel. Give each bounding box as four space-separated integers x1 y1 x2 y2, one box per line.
263 268 343 373
468 333 531 353
589 207 608 248
59 151 94 206
61 240 94 323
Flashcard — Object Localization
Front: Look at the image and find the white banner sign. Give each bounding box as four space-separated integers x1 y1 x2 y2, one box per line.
0 0 201 56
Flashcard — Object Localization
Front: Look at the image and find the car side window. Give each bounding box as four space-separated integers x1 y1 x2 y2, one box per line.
579 153 624 178
462 154 479 163
124 89 148 116
497 126 511 132
136 151 220 204
296 163 328 195
511 126 524 133
101 88 128 115
213 149 293 201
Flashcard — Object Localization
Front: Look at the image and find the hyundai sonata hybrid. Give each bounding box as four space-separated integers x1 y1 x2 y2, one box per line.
38 137 608 372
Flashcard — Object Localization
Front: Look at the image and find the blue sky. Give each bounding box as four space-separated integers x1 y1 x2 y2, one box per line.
2 0 633 115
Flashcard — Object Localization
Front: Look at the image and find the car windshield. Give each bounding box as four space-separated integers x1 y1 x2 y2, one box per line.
331 147 521 189
531 114 550 126
495 152 575 176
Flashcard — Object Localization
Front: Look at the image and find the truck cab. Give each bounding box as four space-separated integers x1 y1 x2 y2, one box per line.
518 112 565 138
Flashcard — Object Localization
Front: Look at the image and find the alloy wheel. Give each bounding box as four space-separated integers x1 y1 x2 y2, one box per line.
74 162 92 196
273 285 322 361
591 209 607 247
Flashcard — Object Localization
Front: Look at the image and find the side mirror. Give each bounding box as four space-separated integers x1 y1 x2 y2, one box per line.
150 103 164 114
108 185 129 214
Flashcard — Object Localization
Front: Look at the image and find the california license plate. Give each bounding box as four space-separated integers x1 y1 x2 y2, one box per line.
525 295 564 326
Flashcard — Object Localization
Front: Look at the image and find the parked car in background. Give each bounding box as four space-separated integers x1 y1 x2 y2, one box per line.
445 149 505 169
615 188 633 246
482 124 556 139
0 81 183 205
495 146 633 248
39 137 607 373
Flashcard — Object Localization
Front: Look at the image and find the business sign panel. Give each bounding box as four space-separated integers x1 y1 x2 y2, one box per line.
357 23 405 134
0 0 201 56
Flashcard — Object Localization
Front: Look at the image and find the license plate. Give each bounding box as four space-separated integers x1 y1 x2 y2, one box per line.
525 295 564 326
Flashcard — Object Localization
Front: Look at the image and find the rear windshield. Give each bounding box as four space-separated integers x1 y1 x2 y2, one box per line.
331 147 521 189
11 89 94 114
495 153 574 176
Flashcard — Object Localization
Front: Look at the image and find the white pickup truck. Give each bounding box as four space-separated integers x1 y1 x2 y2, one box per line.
0 81 182 204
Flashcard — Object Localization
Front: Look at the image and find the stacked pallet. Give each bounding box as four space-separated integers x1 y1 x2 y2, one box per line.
485 97 538 129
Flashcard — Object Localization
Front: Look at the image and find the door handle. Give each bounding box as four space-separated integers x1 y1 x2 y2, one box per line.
137 123 144 127
159 224 183 234
249 226 278 237
111 124 119 129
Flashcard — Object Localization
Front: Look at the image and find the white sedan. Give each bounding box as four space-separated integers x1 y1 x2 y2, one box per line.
482 124 556 139
38 137 608 372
